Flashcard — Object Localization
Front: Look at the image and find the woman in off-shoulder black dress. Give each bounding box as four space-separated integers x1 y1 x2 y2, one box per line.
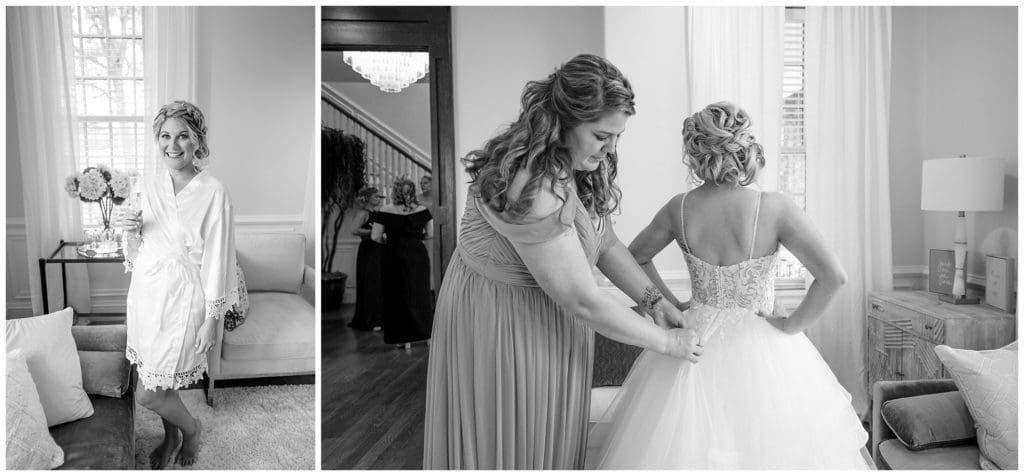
373 178 434 346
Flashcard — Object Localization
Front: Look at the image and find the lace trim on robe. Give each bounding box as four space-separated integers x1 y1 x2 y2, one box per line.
127 346 206 391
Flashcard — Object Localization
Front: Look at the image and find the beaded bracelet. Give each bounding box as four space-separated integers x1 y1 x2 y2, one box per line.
640 285 664 314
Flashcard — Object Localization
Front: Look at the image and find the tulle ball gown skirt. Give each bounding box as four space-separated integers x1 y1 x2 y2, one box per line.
589 304 871 470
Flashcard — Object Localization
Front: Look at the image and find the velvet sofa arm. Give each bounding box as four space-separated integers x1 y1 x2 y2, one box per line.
71 324 127 352
871 379 959 463
72 325 132 398
300 264 315 306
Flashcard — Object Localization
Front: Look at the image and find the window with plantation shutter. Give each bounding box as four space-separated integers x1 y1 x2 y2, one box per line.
777 7 807 280
70 6 146 227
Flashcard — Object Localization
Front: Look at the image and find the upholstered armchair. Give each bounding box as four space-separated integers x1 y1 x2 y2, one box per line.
205 232 315 405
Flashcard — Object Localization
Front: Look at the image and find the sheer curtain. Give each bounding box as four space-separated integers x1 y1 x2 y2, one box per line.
682 6 785 191
9 6 91 314
804 6 893 416
143 6 197 174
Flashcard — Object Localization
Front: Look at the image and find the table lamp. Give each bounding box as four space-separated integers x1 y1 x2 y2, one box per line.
921 156 1005 304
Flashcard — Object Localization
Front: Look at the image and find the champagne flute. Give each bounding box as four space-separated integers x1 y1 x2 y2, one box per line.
122 175 143 240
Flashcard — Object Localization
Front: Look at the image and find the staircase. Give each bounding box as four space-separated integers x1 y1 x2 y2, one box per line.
321 83 431 195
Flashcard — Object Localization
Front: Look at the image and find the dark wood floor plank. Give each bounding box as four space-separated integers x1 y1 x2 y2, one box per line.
321 306 428 469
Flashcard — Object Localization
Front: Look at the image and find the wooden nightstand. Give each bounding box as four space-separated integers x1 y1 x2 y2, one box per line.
866 290 1016 395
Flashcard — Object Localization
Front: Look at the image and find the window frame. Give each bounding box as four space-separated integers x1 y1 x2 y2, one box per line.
776 6 808 290
69 6 147 228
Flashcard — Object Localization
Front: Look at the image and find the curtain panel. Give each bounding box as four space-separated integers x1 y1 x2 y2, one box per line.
683 6 785 191
143 6 198 174
805 6 894 416
9 6 90 314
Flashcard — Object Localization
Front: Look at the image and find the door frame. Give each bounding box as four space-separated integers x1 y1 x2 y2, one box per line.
322 6 456 292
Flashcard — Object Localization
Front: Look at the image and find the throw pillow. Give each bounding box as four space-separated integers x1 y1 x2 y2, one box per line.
881 391 976 450
5 308 94 426
78 350 131 398
935 343 1018 470
6 350 64 469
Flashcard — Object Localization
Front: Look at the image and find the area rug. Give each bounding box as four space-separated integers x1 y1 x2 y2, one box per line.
134 385 315 470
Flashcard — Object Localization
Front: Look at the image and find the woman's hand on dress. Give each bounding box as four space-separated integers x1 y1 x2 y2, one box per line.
764 316 788 333
651 302 694 330
661 327 703 363
757 297 790 333
194 319 217 354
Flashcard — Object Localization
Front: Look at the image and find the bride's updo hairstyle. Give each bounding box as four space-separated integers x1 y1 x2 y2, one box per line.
463 54 636 219
682 101 764 187
153 100 210 162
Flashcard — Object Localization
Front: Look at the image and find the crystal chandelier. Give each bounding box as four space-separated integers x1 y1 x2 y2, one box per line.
342 51 429 93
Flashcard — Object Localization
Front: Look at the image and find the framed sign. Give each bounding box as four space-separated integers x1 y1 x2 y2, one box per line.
985 255 1016 313
929 249 956 296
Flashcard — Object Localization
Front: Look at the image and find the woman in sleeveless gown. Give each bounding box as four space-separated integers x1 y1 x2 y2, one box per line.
373 178 434 345
349 187 384 332
422 54 702 470
589 102 870 469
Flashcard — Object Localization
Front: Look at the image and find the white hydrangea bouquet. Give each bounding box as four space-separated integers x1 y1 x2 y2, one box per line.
64 165 135 243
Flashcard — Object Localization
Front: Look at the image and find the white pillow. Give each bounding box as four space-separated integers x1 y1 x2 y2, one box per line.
6 350 64 469
935 343 1018 470
5 308 93 426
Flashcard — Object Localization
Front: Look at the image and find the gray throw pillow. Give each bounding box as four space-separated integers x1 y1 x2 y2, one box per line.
881 390 976 450
78 350 131 398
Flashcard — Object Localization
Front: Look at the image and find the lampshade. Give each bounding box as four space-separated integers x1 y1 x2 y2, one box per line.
921 156 1005 211
342 51 429 94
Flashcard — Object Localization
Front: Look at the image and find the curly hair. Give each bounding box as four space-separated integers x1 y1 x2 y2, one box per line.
463 53 636 218
391 177 419 210
153 100 210 162
682 101 765 187
356 186 380 208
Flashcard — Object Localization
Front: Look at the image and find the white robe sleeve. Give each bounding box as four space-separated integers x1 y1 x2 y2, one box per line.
199 187 240 321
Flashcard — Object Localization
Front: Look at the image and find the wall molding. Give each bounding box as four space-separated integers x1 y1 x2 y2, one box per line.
7 214 309 315
7 217 27 238
6 214 305 235
895 265 985 291
333 238 359 303
236 214 306 233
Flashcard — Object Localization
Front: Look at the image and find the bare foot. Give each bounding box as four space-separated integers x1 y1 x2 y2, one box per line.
175 418 202 467
149 420 181 469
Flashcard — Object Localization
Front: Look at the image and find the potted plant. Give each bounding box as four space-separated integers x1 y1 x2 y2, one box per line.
321 127 366 312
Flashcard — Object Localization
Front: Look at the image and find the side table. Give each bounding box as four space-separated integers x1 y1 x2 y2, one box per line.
866 289 1016 395
39 240 127 324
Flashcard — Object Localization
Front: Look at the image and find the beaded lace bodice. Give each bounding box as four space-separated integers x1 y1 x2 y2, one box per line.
679 192 778 316
683 251 777 316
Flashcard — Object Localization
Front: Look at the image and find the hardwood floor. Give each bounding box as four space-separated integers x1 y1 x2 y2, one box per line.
321 305 429 469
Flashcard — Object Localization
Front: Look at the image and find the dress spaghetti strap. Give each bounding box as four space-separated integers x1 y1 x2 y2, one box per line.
679 192 690 253
749 192 763 260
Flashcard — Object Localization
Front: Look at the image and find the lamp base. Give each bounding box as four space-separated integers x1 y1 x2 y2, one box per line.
938 294 980 305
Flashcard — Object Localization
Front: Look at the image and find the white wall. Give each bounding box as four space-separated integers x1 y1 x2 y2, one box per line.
326 81 432 155
6 39 31 311
451 6 606 223
889 7 1018 281
196 6 315 222
6 41 24 221
6 6 316 316
605 7 692 279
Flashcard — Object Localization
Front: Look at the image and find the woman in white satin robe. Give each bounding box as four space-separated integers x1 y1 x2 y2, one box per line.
122 101 245 469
